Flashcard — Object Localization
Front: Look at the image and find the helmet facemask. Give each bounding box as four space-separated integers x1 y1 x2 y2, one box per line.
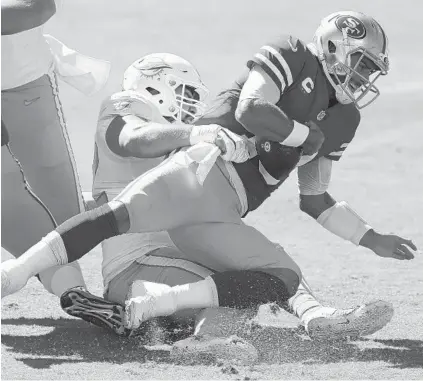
166 74 209 124
329 46 387 109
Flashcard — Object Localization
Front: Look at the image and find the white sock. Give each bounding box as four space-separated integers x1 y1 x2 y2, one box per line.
15 231 67 280
171 277 219 311
288 282 335 322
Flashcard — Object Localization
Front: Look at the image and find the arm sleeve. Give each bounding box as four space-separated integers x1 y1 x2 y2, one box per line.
297 156 333 195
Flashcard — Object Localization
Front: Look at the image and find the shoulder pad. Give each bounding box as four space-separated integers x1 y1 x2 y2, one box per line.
99 91 153 122
247 34 308 92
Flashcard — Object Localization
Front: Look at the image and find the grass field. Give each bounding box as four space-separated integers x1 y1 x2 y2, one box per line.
2 0 423 379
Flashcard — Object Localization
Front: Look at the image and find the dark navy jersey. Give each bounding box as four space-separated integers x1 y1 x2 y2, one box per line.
196 35 360 213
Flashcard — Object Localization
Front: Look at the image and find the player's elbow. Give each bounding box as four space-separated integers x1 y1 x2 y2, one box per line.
235 98 252 124
2 0 56 35
235 98 261 135
34 0 57 23
119 134 154 158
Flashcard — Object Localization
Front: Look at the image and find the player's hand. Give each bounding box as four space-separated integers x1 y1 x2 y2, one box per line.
215 128 255 163
301 121 325 156
364 230 417 260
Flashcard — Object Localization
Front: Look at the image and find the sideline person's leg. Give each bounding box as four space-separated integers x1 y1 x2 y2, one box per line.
1 75 86 296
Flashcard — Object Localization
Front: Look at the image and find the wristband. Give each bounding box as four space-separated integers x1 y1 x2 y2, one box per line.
281 122 309 147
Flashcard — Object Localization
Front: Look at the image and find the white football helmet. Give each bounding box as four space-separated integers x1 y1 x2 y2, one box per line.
314 11 389 109
123 53 209 122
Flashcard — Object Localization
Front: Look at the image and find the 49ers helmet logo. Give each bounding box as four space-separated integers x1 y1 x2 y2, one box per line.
335 16 366 39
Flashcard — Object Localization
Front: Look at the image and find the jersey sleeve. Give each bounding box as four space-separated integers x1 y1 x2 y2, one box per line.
316 104 361 162
95 91 154 159
247 35 307 94
98 90 153 122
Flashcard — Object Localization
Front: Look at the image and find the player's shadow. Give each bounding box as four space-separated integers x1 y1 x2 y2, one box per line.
2 317 422 369
1 317 176 369
247 325 423 369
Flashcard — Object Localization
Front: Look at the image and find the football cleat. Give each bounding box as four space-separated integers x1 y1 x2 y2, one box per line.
60 287 130 336
170 334 258 365
124 281 177 330
304 300 394 340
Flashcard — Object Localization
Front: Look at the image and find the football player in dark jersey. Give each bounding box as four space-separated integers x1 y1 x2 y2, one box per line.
2 11 416 350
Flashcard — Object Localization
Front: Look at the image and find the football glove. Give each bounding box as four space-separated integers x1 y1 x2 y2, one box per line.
190 125 254 163
216 128 254 163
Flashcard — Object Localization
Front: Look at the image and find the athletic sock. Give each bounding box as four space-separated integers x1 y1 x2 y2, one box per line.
55 202 126 263
14 238 61 280
171 277 219 310
12 202 126 282
288 283 335 322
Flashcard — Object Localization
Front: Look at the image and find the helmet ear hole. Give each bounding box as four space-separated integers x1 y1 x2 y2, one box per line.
328 41 337 53
146 87 161 96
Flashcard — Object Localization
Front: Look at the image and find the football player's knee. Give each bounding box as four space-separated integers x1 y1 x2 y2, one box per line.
38 262 85 297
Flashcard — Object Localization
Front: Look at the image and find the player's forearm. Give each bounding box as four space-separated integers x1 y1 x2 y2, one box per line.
299 192 336 219
121 123 193 158
1 0 56 35
302 192 373 246
235 98 308 145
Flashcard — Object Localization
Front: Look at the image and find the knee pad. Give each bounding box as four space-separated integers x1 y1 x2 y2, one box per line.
38 262 86 297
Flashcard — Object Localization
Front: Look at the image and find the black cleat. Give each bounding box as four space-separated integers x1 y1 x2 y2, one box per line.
60 287 131 336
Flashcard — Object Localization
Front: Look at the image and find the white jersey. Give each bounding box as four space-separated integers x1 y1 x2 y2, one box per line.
93 90 178 288
1 27 53 90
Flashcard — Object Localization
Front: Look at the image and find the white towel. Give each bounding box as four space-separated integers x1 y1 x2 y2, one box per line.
44 34 111 96
173 143 222 186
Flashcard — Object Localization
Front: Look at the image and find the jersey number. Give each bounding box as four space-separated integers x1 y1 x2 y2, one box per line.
302 78 314 93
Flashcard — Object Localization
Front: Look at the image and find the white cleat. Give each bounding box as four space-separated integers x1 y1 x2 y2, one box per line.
1 259 30 299
304 300 394 340
123 281 176 330
170 334 258 365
